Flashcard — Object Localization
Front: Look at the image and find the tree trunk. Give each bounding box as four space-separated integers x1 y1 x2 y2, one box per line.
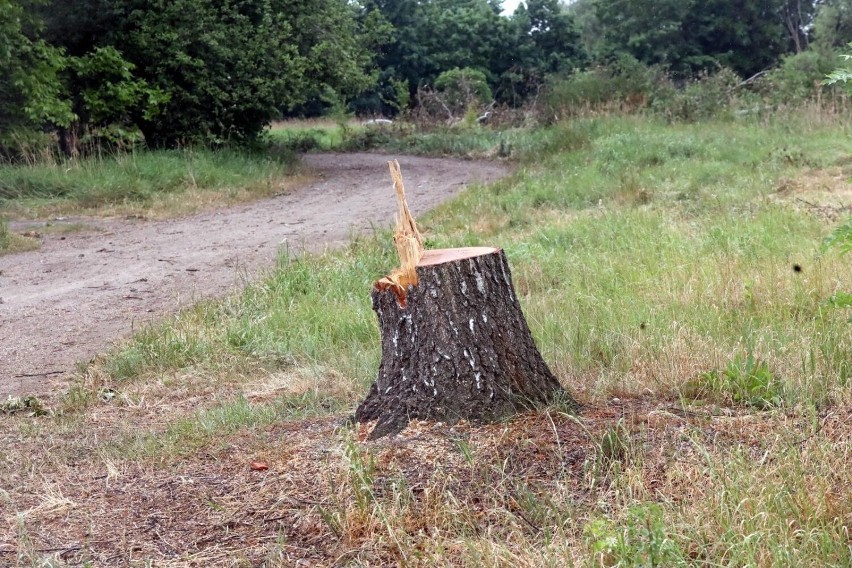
57 123 80 159
356 246 574 439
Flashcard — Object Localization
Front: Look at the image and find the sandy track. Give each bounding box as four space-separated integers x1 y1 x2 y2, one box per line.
0 153 508 397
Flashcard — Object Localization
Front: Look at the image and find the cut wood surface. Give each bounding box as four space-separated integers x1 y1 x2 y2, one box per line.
417 246 498 266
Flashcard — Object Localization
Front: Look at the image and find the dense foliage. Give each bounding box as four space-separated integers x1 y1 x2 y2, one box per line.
2 0 386 152
1 0 850 155
0 0 72 153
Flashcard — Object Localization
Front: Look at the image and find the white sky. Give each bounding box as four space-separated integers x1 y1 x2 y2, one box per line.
501 0 524 15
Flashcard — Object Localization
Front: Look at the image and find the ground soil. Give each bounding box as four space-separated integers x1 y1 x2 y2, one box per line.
0 153 508 398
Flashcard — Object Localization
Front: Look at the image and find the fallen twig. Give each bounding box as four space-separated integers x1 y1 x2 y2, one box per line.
0 544 82 554
13 370 63 378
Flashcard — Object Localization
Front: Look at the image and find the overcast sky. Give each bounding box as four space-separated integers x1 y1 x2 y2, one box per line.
501 0 523 15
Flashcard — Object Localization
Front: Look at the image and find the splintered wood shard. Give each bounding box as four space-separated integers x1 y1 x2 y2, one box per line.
375 160 424 305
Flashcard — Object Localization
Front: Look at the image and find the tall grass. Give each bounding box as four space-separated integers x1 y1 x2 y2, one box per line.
0 147 296 216
0 216 8 250
266 118 354 151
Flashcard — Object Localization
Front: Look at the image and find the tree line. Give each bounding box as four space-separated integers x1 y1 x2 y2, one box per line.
2 0 850 156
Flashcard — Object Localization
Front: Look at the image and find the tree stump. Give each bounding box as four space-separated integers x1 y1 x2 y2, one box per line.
356 246 574 439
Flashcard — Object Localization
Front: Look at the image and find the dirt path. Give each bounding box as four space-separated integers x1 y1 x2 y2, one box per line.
0 153 508 398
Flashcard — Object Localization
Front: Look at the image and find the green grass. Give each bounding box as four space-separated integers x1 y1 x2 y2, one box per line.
0 216 39 255
0 146 297 218
6 112 852 565
101 114 852 406
266 118 355 151
337 123 574 159
101 235 393 385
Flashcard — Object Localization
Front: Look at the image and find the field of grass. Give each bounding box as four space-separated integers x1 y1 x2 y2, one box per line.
2 112 851 565
0 147 300 222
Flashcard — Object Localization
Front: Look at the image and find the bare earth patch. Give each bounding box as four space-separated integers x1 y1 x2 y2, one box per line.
774 166 852 221
0 153 508 398
3 399 847 566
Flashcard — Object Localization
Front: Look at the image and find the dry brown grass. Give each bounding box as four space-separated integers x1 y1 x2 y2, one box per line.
774 166 852 221
3 398 849 566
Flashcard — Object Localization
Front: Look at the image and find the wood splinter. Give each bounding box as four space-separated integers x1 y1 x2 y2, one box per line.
356 160 576 439
375 160 424 306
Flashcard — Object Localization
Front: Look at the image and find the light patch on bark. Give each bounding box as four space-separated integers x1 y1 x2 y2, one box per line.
449 319 459 336
475 270 486 295
499 261 514 300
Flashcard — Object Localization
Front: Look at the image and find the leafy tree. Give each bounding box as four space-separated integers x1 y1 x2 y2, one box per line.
812 0 852 51
104 0 304 147
277 0 392 116
364 0 586 108
594 0 806 77
515 0 585 74
594 0 698 75
38 0 113 57
0 0 73 155
35 0 384 147
566 0 606 59
365 0 511 96
500 0 586 102
62 47 167 152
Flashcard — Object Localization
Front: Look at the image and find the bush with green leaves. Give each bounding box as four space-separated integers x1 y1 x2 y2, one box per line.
0 0 73 156
542 55 660 117
68 47 166 136
685 354 783 410
824 218 852 256
824 43 852 89
822 218 852 308
433 68 493 115
765 49 843 105
585 504 686 567
650 68 742 122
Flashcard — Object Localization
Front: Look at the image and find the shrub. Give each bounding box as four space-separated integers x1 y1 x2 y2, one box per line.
586 504 686 567
685 354 783 410
413 67 494 126
650 68 742 122
433 67 493 111
823 217 852 256
765 49 843 104
542 55 660 119
823 43 852 89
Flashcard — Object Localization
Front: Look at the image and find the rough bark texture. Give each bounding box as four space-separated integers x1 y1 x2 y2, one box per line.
356 247 574 439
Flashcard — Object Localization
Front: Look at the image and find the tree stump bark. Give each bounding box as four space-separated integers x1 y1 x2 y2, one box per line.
356 246 574 439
